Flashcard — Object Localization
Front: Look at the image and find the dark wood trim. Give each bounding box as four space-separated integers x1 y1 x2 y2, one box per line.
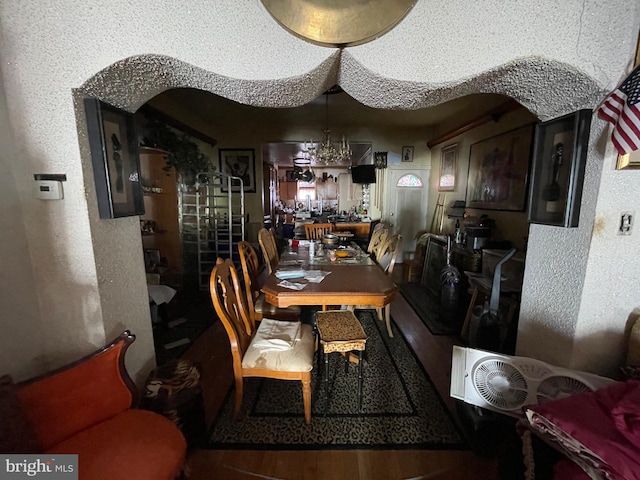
138 104 218 147
427 99 522 149
116 331 140 406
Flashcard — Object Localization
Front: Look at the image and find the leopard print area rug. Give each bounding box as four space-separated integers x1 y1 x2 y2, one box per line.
207 310 466 450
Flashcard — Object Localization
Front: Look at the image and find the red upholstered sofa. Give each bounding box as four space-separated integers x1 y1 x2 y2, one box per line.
1 331 187 480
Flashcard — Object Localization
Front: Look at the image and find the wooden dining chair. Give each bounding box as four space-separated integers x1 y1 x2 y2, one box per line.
348 233 402 337
304 223 333 240
402 232 431 283
375 234 403 337
258 227 279 274
377 234 402 275
367 225 388 261
237 241 301 328
209 257 314 424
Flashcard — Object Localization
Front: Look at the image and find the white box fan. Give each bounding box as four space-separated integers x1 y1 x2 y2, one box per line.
450 346 616 417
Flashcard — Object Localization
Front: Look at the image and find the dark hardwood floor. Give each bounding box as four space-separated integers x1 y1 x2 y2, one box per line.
179 266 508 479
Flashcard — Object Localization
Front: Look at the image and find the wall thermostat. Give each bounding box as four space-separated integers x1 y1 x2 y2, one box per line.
34 174 66 200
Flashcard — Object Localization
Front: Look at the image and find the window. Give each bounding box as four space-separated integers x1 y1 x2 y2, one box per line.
297 182 316 201
396 174 423 187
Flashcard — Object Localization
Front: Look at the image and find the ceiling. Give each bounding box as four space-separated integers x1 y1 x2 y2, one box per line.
151 88 515 167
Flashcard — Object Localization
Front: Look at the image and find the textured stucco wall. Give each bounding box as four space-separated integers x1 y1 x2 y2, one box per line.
0 0 638 381
517 115 640 378
569 126 640 375
0 71 45 379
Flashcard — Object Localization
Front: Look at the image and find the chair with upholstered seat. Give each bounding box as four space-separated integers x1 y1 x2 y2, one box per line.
375 234 402 337
348 233 402 337
376 234 402 276
210 257 314 424
258 227 279 274
237 241 301 328
367 225 388 261
304 223 333 240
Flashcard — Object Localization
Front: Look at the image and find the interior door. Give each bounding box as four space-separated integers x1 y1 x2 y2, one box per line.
384 165 430 262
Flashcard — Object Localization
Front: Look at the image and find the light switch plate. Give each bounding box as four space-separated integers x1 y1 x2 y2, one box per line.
618 211 634 236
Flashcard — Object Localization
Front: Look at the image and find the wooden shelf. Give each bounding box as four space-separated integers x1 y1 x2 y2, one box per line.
139 148 182 277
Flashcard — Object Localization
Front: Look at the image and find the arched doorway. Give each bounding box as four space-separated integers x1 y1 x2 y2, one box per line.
76 52 602 370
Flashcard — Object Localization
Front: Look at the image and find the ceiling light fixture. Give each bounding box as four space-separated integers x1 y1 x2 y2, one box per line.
303 91 352 165
293 156 311 167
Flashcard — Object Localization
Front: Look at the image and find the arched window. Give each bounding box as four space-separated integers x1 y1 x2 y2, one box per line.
396 174 423 187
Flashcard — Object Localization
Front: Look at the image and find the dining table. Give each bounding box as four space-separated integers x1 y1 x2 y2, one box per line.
260 241 397 311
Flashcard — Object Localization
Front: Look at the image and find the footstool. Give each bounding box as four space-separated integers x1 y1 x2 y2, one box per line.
315 310 367 414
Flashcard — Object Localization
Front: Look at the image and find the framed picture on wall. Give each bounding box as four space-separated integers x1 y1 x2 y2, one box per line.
219 148 256 192
439 144 457 192
616 150 640 170
527 109 592 227
143 249 161 273
401 146 414 162
285 169 296 182
465 124 534 211
84 97 144 219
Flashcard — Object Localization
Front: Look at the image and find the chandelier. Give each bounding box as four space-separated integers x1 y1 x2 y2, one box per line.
303 92 352 165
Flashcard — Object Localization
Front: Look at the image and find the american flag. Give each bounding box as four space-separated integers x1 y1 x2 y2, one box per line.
597 65 640 155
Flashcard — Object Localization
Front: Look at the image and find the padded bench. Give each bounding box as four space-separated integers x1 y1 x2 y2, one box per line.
1 331 187 480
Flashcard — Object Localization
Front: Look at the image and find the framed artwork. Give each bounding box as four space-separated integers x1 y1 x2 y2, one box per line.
144 249 161 272
401 146 414 162
465 124 534 211
285 169 296 182
84 97 144 219
528 109 592 228
439 144 457 191
219 148 256 192
617 150 640 170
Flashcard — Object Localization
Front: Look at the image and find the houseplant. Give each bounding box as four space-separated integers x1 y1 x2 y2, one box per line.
141 118 213 185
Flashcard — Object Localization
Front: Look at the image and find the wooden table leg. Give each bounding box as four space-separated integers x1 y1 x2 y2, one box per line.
314 335 320 377
358 350 364 412
384 305 393 338
324 346 329 415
